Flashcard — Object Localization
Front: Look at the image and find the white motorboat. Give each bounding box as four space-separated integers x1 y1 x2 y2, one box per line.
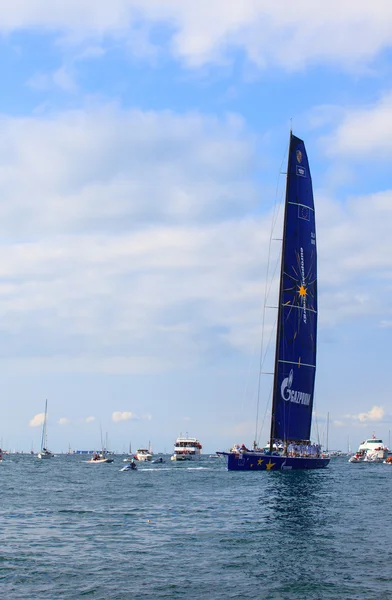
134 446 153 461
349 437 388 463
87 452 114 464
170 436 202 461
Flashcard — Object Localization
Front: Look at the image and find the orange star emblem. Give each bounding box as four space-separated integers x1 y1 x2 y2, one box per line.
266 460 275 470
298 285 307 297
257 459 264 466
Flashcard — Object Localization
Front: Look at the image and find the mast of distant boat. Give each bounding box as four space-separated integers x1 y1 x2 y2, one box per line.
326 412 329 453
41 399 48 450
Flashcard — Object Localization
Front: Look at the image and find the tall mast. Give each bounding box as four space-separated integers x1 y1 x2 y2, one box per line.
41 399 48 450
326 412 329 453
269 132 292 451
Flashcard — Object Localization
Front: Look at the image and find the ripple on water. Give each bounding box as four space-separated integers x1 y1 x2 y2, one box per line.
1 455 392 599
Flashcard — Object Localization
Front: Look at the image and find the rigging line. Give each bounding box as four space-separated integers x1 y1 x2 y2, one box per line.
312 391 321 445
239 331 259 415
256 385 273 447
254 144 287 444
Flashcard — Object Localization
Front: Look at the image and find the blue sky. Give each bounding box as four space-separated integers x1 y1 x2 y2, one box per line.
1 1 392 453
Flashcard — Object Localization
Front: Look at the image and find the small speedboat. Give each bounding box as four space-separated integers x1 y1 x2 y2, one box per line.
151 457 165 464
87 453 113 464
349 451 366 463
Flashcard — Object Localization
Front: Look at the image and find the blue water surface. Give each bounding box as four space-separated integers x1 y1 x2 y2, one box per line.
1 455 391 599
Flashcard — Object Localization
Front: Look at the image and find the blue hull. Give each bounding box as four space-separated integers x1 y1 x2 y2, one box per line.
221 452 330 471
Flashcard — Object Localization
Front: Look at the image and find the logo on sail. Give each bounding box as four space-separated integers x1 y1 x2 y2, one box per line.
281 369 311 406
298 205 309 221
296 150 302 163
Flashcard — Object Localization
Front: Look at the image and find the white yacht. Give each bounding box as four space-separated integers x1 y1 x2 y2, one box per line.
349 437 388 463
171 436 202 461
134 447 153 461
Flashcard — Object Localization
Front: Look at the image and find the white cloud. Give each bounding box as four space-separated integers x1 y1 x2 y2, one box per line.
59 417 70 425
28 65 77 93
112 411 152 422
0 104 392 380
112 411 133 422
344 406 386 424
322 92 392 159
357 406 385 423
0 1 392 71
29 413 45 427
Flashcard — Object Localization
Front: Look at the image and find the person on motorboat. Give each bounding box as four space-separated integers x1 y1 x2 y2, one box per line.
131 459 137 470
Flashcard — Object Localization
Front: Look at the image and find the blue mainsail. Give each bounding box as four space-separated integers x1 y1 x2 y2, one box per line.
270 134 317 442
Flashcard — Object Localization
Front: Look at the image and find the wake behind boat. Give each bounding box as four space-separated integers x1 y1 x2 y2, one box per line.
219 133 329 471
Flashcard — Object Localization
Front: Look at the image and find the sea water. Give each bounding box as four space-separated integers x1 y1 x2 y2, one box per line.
1 454 391 599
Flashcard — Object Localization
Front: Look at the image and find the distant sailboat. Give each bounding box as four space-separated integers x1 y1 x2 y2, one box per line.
220 133 330 471
37 400 54 459
87 426 113 463
123 442 134 462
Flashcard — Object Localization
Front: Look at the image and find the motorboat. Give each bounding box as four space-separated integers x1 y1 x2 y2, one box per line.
134 446 153 461
349 437 388 463
170 436 202 461
87 452 114 464
349 450 366 463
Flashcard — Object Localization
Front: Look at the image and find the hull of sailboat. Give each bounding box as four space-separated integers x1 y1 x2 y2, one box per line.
37 452 53 459
223 452 330 471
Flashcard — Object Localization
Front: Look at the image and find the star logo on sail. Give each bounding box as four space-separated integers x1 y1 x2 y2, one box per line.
298 284 307 298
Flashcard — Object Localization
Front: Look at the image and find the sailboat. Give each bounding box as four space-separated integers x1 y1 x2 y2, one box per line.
220 133 330 471
123 442 134 462
37 400 54 459
87 427 114 463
